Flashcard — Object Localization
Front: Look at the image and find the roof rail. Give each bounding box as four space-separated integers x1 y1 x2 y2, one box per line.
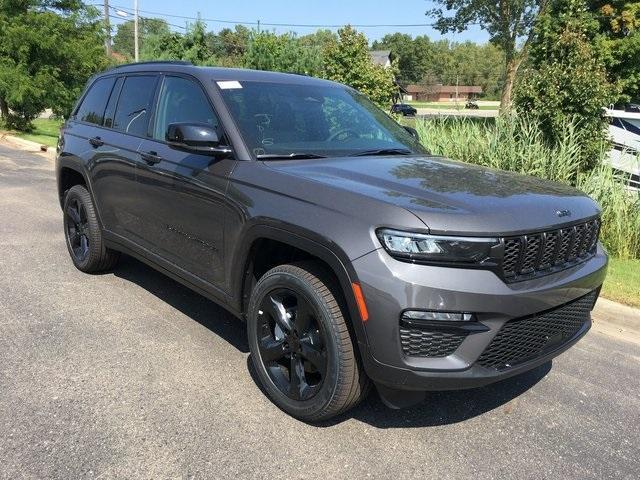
113 60 193 69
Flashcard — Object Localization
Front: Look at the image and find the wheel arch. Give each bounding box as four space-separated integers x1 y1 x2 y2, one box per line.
233 224 371 358
56 158 90 208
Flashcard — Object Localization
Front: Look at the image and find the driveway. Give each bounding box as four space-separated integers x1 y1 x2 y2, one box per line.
0 144 638 479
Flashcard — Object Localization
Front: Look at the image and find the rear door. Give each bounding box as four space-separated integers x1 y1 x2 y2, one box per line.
64 75 141 237
136 74 235 289
97 73 159 242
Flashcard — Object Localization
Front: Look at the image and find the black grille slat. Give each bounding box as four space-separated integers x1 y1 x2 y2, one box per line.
557 228 573 263
500 219 599 283
539 231 558 269
520 235 541 273
502 238 521 277
477 291 596 370
400 328 467 357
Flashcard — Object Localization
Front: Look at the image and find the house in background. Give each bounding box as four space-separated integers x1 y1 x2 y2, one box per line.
369 50 393 68
403 84 483 102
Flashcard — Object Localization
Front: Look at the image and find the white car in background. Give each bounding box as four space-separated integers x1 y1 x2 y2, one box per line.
605 107 640 190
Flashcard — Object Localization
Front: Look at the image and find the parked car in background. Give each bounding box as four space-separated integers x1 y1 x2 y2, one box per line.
605 107 640 190
391 103 417 116
56 62 607 421
465 99 479 109
625 103 640 113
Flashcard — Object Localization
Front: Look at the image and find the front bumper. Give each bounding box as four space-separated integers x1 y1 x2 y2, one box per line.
352 244 608 391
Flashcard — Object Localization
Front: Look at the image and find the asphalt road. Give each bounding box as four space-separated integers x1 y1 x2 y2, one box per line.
1 143 639 479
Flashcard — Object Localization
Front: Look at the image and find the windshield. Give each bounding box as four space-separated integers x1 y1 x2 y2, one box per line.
217 80 427 158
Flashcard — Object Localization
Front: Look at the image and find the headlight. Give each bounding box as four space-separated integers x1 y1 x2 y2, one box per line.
377 229 500 264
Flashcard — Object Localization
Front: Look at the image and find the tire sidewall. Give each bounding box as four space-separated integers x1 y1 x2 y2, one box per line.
63 186 98 271
247 269 342 420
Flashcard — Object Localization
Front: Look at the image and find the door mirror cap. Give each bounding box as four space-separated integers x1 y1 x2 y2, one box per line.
166 122 232 156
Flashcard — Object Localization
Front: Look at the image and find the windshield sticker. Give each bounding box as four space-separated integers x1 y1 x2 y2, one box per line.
217 80 242 89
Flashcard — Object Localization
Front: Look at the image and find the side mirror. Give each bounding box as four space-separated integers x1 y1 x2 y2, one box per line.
166 122 232 156
403 125 419 140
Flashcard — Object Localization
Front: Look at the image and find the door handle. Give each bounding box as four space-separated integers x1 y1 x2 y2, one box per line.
140 150 162 165
88 136 104 147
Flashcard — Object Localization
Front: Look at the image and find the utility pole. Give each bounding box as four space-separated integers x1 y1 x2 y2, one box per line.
104 0 111 56
134 0 139 62
257 19 260 33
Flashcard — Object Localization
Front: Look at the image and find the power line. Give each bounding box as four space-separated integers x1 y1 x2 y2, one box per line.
104 3 460 29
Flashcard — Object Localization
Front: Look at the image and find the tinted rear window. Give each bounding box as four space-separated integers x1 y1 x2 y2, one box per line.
112 75 158 136
75 77 116 125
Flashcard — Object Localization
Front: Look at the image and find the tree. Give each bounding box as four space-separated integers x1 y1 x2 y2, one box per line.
372 33 433 84
206 25 251 67
243 30 323 76
514 0 616 171
112 18 170 60
141 20 216 65
589 0 640 102
0 1 108 129
322 26 398 108
427 0 548 112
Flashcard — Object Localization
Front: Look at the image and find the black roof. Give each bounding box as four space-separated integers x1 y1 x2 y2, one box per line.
104 61 337 87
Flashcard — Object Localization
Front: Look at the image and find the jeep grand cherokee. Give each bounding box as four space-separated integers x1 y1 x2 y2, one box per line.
56 61 607 421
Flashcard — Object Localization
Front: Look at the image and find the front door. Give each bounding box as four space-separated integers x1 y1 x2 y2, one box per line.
136 74 235 290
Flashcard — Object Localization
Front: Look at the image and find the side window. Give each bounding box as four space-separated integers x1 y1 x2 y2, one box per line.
112 75 158 136
153 76 219 141
103 77 124 128
75 77 116 125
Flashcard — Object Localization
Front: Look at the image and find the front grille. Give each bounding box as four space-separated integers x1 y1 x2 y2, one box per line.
400 327 467 357
477 291 597 370
500 218 600 282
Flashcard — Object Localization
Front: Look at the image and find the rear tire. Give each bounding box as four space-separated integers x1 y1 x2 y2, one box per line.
63 185 119 273
247 262 369 421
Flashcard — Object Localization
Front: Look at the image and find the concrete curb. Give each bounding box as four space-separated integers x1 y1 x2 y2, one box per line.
592 297 640 344
0 133 55 160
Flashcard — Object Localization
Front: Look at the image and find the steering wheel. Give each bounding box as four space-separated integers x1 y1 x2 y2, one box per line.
327 128 359 142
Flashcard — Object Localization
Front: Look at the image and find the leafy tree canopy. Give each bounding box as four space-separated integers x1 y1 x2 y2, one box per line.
0 0 108 129
112 17 170 60
322 26 398 108
514 0 616 171
427 0 548 111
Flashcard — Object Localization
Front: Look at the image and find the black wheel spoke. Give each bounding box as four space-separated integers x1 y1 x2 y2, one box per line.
294 300 313 334
267 295 293 333
299 338 327 373
259 337 288 363
289 355 307 400
66 206 81 224
80 235 89 256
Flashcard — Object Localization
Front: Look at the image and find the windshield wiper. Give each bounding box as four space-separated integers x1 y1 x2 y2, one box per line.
348 148 413 157
256 153 328 160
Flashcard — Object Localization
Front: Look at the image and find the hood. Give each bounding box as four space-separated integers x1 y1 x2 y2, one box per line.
264 155 600 236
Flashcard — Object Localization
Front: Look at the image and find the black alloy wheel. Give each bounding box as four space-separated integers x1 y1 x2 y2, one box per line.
62 185 120 272
247 262 369 422
65 197 90 263
256 288 327 401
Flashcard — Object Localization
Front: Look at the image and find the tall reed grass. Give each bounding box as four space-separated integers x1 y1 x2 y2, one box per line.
414 115 640 259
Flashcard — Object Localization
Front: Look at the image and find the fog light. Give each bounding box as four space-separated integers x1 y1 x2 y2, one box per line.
402 311 473 322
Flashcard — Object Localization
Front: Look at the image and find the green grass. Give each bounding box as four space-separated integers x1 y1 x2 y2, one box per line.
12 118 62 147
601 258 640 308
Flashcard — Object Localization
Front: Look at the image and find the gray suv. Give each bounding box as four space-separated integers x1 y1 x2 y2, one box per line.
56 61 607 421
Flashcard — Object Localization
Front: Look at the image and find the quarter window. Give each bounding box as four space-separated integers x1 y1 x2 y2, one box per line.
75 77 116 125
112 75 158 136
153 76 218 141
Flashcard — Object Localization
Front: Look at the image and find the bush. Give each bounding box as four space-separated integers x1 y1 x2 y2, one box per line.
513 0 616 172
415 116 640 259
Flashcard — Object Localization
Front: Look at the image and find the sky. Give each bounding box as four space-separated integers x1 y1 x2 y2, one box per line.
104 0 490 44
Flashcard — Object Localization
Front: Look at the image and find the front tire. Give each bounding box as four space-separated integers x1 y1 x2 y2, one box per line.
247 262 369 421
63 185 119 273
